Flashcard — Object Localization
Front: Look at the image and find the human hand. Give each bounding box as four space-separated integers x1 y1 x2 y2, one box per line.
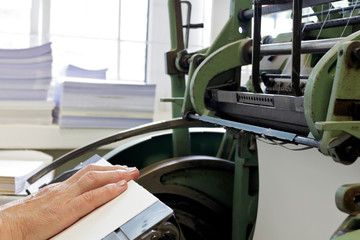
0 164 139 240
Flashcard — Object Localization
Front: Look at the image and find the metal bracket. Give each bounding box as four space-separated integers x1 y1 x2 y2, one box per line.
315 121 360 139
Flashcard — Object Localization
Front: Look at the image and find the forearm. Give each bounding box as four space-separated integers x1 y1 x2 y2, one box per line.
0 210 22 240
0 216 10 239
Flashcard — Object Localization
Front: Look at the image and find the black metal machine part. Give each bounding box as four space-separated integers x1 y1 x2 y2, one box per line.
205 89 309 136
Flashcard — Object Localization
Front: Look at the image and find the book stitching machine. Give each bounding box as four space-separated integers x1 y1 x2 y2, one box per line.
26 0 360 239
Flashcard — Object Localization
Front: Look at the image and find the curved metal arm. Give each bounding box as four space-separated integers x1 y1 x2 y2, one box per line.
27 118 213 184
189 39 252 115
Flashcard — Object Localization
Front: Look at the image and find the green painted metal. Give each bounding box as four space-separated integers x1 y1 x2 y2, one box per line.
216 130 237 160
189 39 252 115
181 0 252 116
181 54 203 115
316 121 360 139
106 130 257 240
304 36 360 164
312 4 339 22
170 77 187 158
232 134 259 240
167 0 184 53
166 1 360 238
304 3 360 40
303 2 360 39
332 229 360 240
160 166 234 210
319 41 360 161
105 131 235 239
115 1 360 238
331 215 360 240
137 156 235 239
304 31 360 140
206 0 252 55
167 0 191 157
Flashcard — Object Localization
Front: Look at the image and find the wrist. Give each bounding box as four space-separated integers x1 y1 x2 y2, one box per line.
0 210 26 240
0 212 13 239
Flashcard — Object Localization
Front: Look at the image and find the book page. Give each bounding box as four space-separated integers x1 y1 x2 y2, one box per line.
51 180 158 240
0 160 44 178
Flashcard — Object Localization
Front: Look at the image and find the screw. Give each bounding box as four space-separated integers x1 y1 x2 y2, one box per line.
354 195 360 206
151 235 159 240
195 56 205 65
353 47 360 61
164 231 177 240
339 49 344 57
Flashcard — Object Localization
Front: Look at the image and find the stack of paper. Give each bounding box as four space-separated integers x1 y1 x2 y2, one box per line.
0 101 54 124
57 79 156 128
0 160 45 194
0 43 54 124
65 64 108 79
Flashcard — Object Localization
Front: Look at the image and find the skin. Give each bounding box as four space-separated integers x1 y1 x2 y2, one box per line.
0 164 139 240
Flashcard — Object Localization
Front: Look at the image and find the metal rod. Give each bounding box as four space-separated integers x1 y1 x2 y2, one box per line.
303 16 360 32
252 0 263 93
263 73 309 79
167 0 192 157
182 23 204 28
168 0 184 51
294 136 320 148
188 114 320 148
256 0 292 5
302 4 360 18
292 0 303 96
240 0 342 20
180 1 191 49
253 37 342 56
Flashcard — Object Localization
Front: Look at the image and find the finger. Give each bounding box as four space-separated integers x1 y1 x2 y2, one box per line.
65 164 129 185
67 180 128 222
69 168 139 196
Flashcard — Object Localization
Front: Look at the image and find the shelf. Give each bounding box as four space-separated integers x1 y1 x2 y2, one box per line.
0 124 125 149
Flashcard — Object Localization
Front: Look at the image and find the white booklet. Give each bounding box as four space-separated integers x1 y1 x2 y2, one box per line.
51 158 173 240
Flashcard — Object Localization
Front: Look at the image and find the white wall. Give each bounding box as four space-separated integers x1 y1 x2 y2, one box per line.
255 141 360 239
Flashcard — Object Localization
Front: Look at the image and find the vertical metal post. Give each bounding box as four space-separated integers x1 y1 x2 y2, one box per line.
168 0 184 51
292 0 303 96
168 0 191 157
232 135 259 240
180 1 192 49
171 75 191 157
216 130 237 160
252 0 263 93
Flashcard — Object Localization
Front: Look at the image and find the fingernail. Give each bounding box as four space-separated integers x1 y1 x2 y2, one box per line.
117 180 127 187
126 167 137 172
115 164 127 168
